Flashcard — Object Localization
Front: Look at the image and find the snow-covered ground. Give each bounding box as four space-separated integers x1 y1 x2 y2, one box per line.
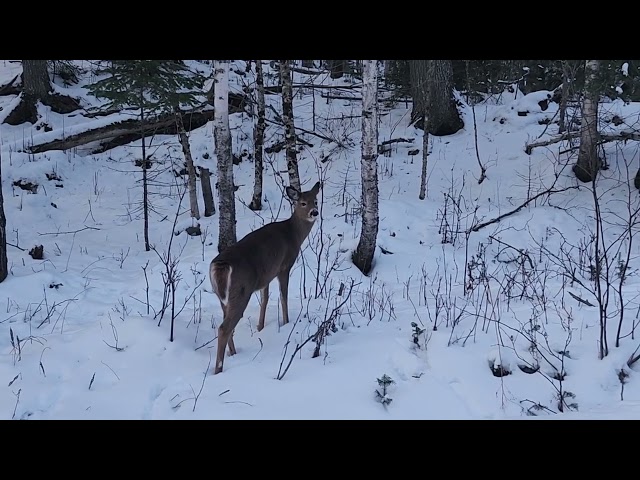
2 60 640 419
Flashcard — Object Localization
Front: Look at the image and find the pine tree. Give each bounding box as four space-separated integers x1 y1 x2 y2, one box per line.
86 61 205 251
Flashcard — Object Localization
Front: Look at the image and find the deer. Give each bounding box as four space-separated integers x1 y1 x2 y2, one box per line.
209 181 322 374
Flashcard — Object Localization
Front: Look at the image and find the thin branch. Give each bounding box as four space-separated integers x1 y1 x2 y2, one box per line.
470 186 579 233
38 226 100 236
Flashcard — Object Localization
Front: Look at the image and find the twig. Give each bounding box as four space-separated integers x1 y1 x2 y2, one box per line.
193 352 212 412
101 361 120 381
470 186 579 233
7 242 26 251
38 226 100 236
568 291 596 307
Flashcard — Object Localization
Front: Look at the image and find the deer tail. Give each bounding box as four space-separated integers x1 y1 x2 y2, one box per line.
210 261 233 306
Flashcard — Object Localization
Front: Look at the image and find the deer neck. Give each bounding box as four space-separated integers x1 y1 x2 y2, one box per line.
288 214 315 246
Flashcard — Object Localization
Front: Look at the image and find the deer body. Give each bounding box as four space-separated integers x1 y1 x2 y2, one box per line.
209 182 321 374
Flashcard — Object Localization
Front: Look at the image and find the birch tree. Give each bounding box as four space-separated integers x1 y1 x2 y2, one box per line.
249 60 266 211
214 60 237 252
353 60 379 275
573 60 601 183
279 60 301 191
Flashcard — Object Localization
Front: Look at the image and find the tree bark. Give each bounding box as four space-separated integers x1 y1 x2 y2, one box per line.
353 60 379 276
249 60 266 211
4 60 51 125
410 60 429 126
214 60 237 252
327 60 346 79
419 114 429 200
427 60 464 136
0 148 8 283
573 60 601 183
558 61 570 134
3 60 80 125
279 60 301 191
23 60 51 99
200 167 215 216
175 111 200 220
140 88 150 252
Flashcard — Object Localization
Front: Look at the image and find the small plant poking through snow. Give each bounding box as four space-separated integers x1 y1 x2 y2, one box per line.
375 374 395 407
411 322 426 349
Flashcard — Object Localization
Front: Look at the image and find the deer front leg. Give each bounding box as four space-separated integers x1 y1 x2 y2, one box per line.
277 269 291 326
257 285 269 332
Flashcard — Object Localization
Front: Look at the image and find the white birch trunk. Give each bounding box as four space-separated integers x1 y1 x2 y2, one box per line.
214 60 237 252
353 60 379 275
574 60 601 183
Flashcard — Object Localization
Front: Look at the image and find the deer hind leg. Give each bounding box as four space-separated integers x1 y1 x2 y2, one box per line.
257 285 269 332
277 269 291 326
214 293 251 375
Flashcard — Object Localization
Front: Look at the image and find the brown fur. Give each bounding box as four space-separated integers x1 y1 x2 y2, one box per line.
210 181 322 374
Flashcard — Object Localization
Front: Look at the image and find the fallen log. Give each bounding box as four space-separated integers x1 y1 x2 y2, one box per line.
525 129 640 155
26 108 215 155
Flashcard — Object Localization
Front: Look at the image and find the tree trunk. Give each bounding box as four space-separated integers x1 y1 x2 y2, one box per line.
214 60 237 253
410 60 429 126
175 111 200 220
140 91 150 252
301 60 314 68
573 60 601 183
279 60 301 191
427 60 464 136
23 60 51 99
249 60 266 211
419 115 429 200
3 60 80 125
200 167 216 216
4 60 51 125
353 60 379 276
0 148 8 283
327 60 345 79
558 61 570 134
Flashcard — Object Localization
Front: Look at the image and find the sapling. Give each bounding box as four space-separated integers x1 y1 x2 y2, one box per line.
375 374 395 407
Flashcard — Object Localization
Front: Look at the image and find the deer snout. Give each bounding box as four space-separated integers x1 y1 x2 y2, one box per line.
310 209 319 218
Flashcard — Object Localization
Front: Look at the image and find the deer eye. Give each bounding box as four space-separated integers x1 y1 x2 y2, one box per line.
301 202 307 207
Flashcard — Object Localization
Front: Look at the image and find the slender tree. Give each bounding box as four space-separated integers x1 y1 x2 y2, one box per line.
249 60 266 211
279 60 301 191
214 60 237 252
573 60 601 183
200 165 216 216
175 110 200 220
86 60 204 251
0 148 7 283
353 60 380 275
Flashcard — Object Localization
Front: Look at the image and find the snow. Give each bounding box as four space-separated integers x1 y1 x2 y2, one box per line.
2 60 640 420
622 62 629 76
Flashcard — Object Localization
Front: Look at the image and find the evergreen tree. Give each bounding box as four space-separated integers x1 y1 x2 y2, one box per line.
86 61 205 251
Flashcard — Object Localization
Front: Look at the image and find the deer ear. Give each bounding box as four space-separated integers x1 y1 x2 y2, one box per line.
286 186 300 201
311 181 321 194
